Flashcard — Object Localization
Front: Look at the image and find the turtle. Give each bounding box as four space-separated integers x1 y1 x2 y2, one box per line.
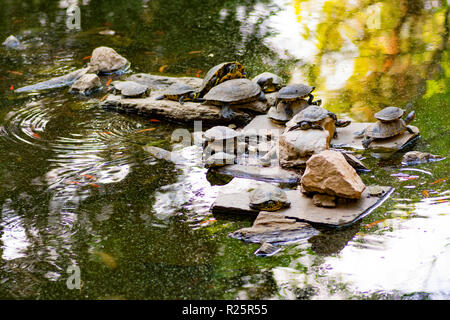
286 105 351 137
202 78 266 119
361 108 415 148
205 152 236 168
248 184 291 211
197 61 246 97
252 72 284 93
155 82 204 104
276 84 322 118
110 81 150 98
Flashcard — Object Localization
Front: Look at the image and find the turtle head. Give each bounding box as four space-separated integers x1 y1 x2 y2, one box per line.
299 121 310 130
189 91 199 100
404 110 415 125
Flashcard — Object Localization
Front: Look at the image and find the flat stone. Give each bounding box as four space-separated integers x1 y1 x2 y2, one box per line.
366 126 420 152
301 150 366 199
241 114 284 139
212 164 300 184
229 211 319 244
101 94 251 125
214 182 393 226
126 73 203 91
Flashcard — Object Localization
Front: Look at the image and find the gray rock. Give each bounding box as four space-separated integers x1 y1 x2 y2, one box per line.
401 151 445 165
2 35 20 48
87 46 130 75
70 73 102 95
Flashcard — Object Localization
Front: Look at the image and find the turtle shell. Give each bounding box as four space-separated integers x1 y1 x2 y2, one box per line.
374 106 404 122
294 105 330 122
163 82 196 96
277 84 314 100
198 62 245 96
249 184 290 211
203 78 261 105
204 126 239 142
112 81 149 97
252 72 283 92
364 119 407 139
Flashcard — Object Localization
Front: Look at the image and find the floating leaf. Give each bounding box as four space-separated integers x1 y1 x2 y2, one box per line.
159 65 169 73
136 128 156 133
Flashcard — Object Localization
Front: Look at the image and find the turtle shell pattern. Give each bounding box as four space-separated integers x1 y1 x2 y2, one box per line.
374 106 404 122
365 119 407 139
198 62 245 96
277 84 314 100
203 79 261 105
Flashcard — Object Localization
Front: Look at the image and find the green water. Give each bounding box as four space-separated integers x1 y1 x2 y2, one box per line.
0 0 449 300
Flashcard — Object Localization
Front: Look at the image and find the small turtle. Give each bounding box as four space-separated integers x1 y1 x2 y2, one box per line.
203 78 266 119
276 84 322 118
362 108 415 148
287 106 351 137
249 184 291 211
197 61 247 97
205 152 236 168
111 81 150 98
252 72 284 93
155 82 203 104
367 185 386 197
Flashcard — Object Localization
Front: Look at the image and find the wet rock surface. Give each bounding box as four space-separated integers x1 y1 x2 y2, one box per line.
301 150 366 199
87 46 130 74
70 73 102 94
229 211 319 244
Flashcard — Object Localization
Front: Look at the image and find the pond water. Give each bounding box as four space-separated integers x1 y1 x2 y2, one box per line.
0 0 448 300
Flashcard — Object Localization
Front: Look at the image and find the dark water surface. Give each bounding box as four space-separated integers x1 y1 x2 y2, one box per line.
0 0 449 299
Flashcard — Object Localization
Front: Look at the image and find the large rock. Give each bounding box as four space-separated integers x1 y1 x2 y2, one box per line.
69 73 102 94
88 46 130 74
301 150 366 199
278 129 330 168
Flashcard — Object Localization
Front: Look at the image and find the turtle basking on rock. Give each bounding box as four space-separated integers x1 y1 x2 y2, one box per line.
287 105 351 137
197 61 246 98
203 78 266 119
276 84 322 118
361 107 416 149
155 82 204 104
110 81 150 98
252 72 284 93
248 184 291 212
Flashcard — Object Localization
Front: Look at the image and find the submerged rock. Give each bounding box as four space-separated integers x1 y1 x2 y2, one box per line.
87 46 130 75
2 35 20 48
301 150 366 199
69 73 102 95
229 211 318 244
401 151 445 165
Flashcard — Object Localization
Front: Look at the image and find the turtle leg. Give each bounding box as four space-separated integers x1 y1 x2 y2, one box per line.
221 105 235 119
284 102 293 118
258 91 267 102
155 95 165 100
353 128 366 138
178 95 185 105
362 137 373 149
288 123 301 132
311 99 322 106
